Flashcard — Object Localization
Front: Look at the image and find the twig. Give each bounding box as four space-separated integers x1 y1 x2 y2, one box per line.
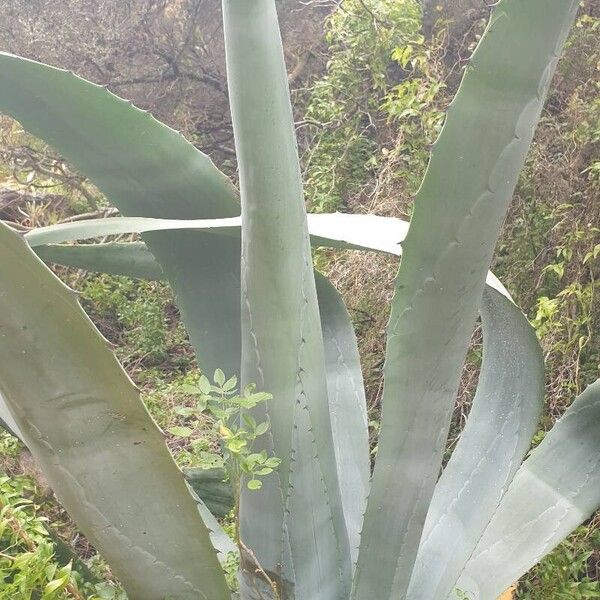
55 207 119 224
239 539 281 600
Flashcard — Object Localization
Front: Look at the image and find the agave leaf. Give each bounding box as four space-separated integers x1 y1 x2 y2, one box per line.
315 271 370 566
34 242 165 280
183 467 235 519
223 0 351 596
23 213 405 253
0 222 229 600
353 2 580 598
453 379 600 599
26 213 500 291
25 216 240 247
406 286 544 600
0 50 241 378
2 388 237 567
0 391 23 439
184 479 238 565
195 498 237 565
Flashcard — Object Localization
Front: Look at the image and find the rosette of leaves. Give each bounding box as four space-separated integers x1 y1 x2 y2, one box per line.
0 1 597 600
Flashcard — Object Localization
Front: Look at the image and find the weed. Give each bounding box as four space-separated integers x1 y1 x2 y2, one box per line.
80 274 192 371
302 0 444 213
0 470 126 599
518 525 600 599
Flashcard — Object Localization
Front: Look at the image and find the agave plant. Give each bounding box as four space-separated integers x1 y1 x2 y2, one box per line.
0 0 597 599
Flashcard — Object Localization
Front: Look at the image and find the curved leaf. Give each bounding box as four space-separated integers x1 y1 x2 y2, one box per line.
1 369 236 569
0 222 230 600
24 213 404 252
196 498 238 565
184 467 235 519
406 286 544 599
25 216 241 247
34 242 165 280
453 379 600 599
0 391 23 439
316 272 370 566
223 1 351 596
25 212 502 290
352 2 579 598
0 50 241 378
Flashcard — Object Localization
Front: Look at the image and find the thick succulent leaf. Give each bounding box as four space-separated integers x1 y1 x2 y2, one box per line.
3 379 236 567
183 479 237 565
223 1 351 597
23 213 403 252
0 222 229 600
0 391 23 439
195 498 237 565
26 213 501 290
307 212 408 253
315 272 370 566
352 2 579 598
183 467 235 519
0 50 241 377
453 379 600 599
406 286 544 600
25 216 240 247
35 242 165 280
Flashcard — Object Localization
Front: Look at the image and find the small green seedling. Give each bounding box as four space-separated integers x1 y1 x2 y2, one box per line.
180 369 280 491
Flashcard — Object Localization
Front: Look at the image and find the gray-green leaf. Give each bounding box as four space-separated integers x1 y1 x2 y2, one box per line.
0 222 229 600
452 379 600 599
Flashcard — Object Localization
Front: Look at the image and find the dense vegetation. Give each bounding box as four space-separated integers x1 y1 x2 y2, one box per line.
0 0 598 598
